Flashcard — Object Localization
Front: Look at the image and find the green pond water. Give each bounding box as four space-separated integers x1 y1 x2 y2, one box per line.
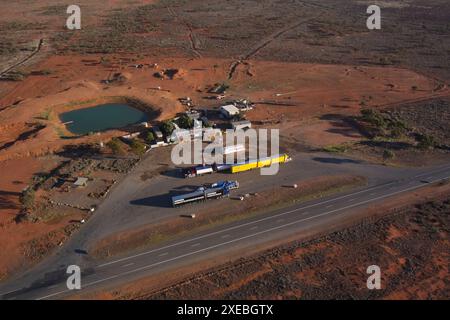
60 103 149 135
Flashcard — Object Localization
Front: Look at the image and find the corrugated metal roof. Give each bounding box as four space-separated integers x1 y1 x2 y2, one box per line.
220 104 240 114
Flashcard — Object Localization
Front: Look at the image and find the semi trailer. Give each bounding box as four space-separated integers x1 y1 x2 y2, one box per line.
182 154 291 178
230 154 291 174
171 180 239 207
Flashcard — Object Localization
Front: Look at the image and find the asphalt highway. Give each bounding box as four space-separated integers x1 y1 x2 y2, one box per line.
1 162 449 300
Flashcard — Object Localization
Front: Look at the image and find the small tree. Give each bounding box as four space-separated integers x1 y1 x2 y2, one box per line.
130 139 146 156
145 131 155 144
382 149 395 162
416 134 435 150
360 108 386 128
160 120 175 136
177 115 194 129
106 138 125 155
20 187 35 211
389 120 407 139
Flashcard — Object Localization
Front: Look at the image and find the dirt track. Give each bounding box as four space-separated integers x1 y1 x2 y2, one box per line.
0 39 44 77
227 13 323 80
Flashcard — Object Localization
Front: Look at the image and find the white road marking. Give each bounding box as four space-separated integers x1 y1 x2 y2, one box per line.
36 290 68 300
276 219 284 223
326 205 333 209
1 289 20 296
37 174 450 300
191 243 201 247
413 165 450 179
158 252 169 257
221 234 230 239
122 263 134 268
250 226 258 230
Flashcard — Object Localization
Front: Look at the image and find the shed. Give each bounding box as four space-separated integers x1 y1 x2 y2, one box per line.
74 177 89 187
220 105 240 118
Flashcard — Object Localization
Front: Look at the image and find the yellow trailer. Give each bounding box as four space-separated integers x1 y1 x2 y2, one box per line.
257 154 290 168
230 160 258 173
231 154 291 173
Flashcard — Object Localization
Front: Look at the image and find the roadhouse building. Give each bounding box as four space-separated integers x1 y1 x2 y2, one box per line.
220 104 240 118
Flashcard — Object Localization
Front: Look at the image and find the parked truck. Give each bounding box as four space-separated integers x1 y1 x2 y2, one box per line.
212 163 232 172
171 180 239 207
183 154 291 178
182 165 214 178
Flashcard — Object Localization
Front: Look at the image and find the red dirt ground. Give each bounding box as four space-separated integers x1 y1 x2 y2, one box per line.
0 158 85 279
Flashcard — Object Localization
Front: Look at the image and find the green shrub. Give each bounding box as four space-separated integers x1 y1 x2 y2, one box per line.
388 120 407 138
416 134 435 150
106 137 125 155
360 109 386 128
177 115 194 129
145 131 155 143
20 187 35 211
30 69 53 76
160 120 175 136
382 149 395 161
130 139 146 155
3 71 28 81
37 109 52 120
323 145 348 153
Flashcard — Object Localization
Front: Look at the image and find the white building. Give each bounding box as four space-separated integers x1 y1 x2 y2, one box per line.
220 104 240 118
